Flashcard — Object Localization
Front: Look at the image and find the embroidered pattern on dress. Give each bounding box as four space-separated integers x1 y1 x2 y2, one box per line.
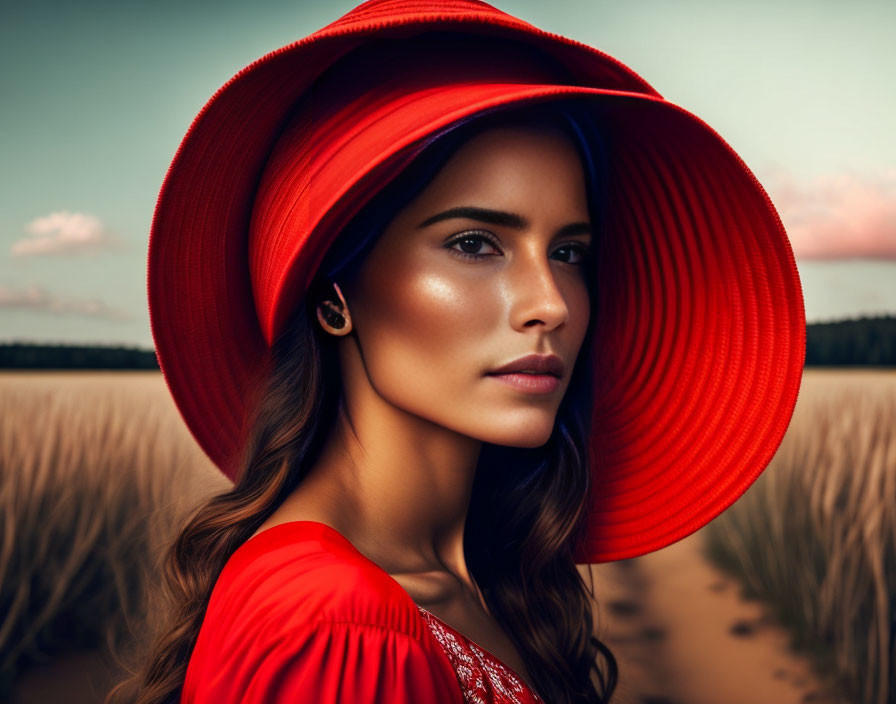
417 606 544 704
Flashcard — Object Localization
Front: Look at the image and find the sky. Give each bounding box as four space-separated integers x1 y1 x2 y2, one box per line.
1 0 894 347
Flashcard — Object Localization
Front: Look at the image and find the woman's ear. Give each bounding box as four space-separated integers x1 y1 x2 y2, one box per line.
315 281 353 335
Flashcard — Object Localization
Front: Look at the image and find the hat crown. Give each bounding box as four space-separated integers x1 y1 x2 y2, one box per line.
296 0 657 98
322 0 535 35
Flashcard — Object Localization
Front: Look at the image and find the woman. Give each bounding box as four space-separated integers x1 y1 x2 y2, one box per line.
121 1 806 703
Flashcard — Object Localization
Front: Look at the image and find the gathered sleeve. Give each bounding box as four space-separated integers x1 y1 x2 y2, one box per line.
180 522 465 704
245 619 463 703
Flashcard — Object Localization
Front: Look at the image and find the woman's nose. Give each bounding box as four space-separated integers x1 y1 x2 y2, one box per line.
507 249 570 332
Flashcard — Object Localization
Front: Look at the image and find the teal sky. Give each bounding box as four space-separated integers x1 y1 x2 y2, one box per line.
1 0 894 346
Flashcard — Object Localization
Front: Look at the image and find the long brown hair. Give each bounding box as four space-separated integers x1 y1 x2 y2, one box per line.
108 100 618 704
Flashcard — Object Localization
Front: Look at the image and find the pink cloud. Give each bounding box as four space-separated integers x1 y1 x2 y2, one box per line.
763 169 896 260
0 283 130 321
11 211 123 256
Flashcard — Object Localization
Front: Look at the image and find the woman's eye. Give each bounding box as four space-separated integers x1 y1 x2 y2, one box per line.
444 233 591 265
445 232 501 260
552 243 590 265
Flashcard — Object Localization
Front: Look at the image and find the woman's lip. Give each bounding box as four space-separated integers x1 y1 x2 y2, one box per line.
487 372 560 394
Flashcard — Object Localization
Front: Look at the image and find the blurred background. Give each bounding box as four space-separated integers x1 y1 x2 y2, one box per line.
1 1 893 703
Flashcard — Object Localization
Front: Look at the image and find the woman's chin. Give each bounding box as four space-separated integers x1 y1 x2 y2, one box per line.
479 423 556 449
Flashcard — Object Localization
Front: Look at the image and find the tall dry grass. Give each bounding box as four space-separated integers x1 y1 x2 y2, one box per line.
704 369 896 704
0 372 229 700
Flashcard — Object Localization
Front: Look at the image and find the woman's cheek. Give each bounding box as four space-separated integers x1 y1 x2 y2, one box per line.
358 267 498 402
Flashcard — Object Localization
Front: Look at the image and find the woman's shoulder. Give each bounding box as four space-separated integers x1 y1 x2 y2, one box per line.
183 520 463 703
209 520 426 636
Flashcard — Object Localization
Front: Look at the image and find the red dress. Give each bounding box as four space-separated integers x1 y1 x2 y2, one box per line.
181 520 545 703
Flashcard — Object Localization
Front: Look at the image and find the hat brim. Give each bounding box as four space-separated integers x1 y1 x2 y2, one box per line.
148 4 805 564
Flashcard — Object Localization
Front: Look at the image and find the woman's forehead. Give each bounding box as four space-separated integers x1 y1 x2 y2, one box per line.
398 126 589 216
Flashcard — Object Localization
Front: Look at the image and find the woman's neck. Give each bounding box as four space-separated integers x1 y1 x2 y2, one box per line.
280 398 483 588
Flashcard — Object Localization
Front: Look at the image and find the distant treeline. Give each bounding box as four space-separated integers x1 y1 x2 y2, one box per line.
805 314 896 366
1 314 894 368
0 343 159 370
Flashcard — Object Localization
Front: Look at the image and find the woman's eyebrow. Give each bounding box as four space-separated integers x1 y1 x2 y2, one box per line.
416 205 591 238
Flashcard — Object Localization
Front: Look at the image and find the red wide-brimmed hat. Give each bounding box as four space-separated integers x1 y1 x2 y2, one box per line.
148 0 805 563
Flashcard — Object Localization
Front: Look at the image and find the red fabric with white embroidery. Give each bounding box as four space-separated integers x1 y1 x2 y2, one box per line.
180 520 543 703
417 606 544 703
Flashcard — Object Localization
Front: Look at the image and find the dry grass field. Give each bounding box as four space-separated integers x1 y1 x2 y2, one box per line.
0 368 892 703
703 369 896 704
0 371 229 703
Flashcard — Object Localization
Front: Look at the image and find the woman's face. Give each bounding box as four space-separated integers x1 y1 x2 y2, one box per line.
338 124 593 448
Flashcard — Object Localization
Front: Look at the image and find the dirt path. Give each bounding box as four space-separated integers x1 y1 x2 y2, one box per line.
587 525 845 704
